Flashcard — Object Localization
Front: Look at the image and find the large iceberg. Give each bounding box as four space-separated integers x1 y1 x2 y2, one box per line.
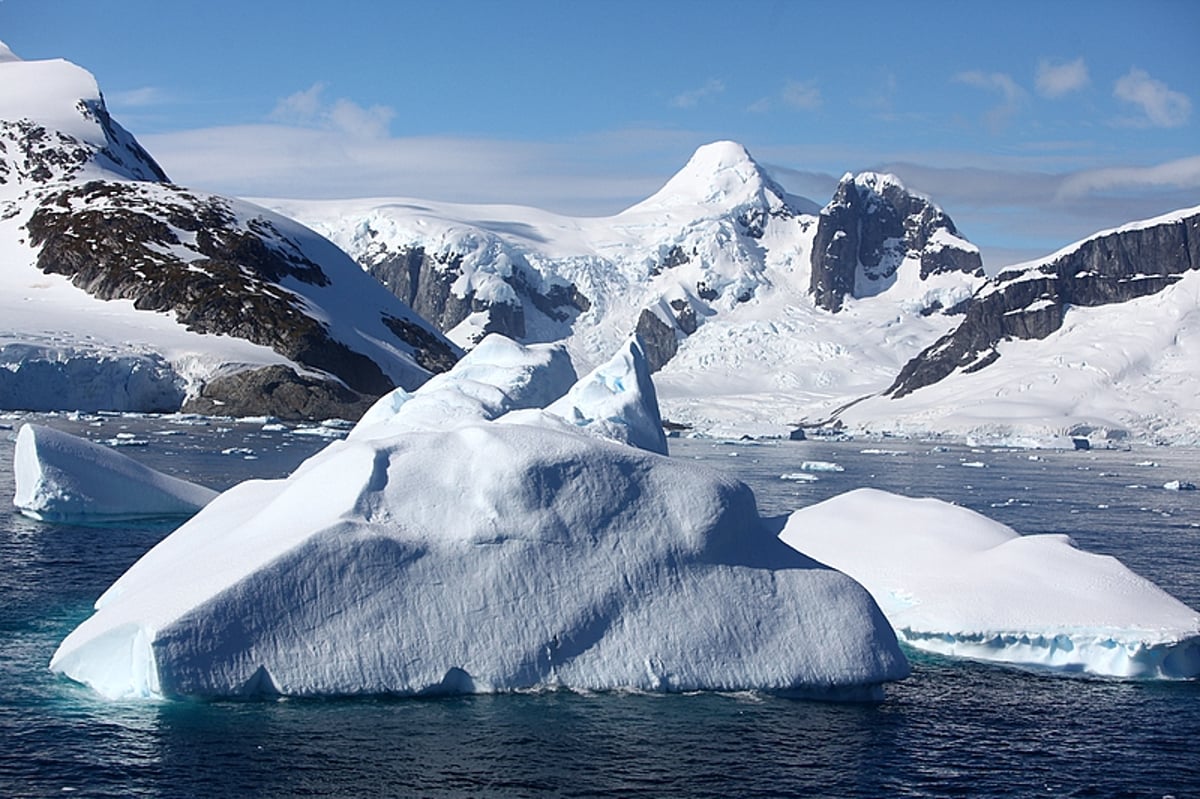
51 337 908 700
14 423 217 522
780 488 1200 679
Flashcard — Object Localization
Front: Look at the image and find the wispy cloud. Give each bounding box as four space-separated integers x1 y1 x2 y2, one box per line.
1056 154 1200 199
746 97 772 114
670 79 725 109
954 70 1027 131
747 79 822 114
781 79 822 111
1113 68 1191 128
270 82 395 138
107 86 171 108
140 126 693 215
1036 57 1089 98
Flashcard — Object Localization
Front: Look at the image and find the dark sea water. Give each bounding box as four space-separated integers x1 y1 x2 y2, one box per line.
1 414 1198 798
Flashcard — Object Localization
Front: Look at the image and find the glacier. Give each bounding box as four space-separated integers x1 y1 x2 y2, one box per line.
13 423 217 522
50 336 908 701
780 488 1200 679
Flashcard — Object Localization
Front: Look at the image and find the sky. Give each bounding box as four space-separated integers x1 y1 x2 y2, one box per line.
2 0 1198 268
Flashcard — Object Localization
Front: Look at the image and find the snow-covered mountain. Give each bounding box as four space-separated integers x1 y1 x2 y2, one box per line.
0 42 457 419
840 206 1200 445
6 41 1193 442
269 143 1200 445
267 141 984 435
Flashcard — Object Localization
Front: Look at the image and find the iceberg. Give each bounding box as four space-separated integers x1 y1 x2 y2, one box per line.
50 337 908 700
13 424 217 522
780 488 1200 679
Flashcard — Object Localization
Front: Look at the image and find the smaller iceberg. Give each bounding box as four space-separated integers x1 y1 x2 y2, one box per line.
13 424 218 523
780 488 1200 679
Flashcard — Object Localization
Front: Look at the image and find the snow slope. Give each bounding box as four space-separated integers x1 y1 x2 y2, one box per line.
0 42 455 417
50 337 909 700
780 488 1200 678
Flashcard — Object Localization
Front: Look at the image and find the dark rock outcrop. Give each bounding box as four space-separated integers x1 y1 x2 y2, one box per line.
182 365 376 420
363 243 588 344
888 210 1200 398
810 173 983 312
27 181 390 395
25 181 458 407
634 309 678 373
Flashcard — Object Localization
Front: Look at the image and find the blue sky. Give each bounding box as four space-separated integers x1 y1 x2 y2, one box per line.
2 0 1198 266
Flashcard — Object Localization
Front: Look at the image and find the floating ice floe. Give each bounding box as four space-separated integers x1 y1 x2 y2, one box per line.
798 461 843 473
50 336 908 700
780 488 1200 679
13 424 218 522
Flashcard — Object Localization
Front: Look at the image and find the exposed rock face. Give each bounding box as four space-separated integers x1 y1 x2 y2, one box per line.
810 173 983 312
888 210 1200 398
358 239 589 345
182 365 376 420
367 246 522 338
634 309 679 373
25 181 459 407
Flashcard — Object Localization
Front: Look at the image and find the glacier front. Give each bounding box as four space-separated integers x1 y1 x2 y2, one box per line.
780 488 1200 679
50 336 908 700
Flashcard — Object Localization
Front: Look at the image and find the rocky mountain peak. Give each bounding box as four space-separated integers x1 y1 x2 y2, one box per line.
810 171 983 312
0 49 167 197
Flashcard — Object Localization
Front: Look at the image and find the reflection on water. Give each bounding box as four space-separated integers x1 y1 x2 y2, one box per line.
1 417 1198 797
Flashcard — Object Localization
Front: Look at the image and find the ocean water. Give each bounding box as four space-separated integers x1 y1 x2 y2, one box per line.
1 414 1198 798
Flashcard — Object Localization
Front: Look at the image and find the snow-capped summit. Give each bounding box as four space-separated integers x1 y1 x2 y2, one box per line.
622 140 813 218
0 43 167 195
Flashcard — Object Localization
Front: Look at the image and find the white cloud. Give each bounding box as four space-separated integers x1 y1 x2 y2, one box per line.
1036 58 1089 98
670 79 725 109
781 79 821 111
272 83 328 121
107 86 170 108
270 82 394 138
140 126 686 215
954 70 1027 131
1056 154 1200 199
1113 68 1191 128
